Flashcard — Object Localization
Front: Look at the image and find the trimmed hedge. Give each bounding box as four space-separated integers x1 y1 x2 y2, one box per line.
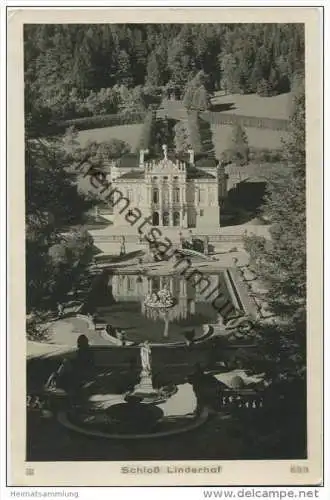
186 111 215 156
249 147 284 163
202 111 289 131
136 110 157 151
54 111 147 134
187 112 203 154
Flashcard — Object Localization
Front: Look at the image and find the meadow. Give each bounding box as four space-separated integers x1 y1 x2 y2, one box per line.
75 123 143 196
162 93 289 157
212 124 286 158
76 123 143 151
210 91 292 120
74 92 290 168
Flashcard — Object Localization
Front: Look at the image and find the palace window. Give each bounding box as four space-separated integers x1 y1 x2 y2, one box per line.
198 189 205 203
152 212 159 226
153 188 159 203
163 212 170 226
173 188 180 203
163 186 169 204
173 211 180 226
127 276 134 291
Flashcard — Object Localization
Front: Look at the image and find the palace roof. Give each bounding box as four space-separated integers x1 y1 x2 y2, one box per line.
117 170 145 179
116 151 218 170
116 153 140 168
195 156 218 169
186 167 216 179
116 166 216 181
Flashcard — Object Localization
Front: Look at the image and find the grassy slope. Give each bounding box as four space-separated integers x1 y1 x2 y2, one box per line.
162 94 289 157
75 94 290 196
210 92 291 120
76 123 143 150
74 123 142 196
212 125 286 157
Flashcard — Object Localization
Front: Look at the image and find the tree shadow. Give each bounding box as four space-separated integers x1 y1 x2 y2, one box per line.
210 102 236 113
220 182 267 227
220 210 258 227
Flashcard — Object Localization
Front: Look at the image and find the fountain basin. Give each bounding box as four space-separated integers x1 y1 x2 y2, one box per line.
57 383 208 439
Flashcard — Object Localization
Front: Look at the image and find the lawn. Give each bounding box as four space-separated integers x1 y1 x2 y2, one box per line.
76 123 143 151
211 123 286 158
159 96 288 157
210 92 292 120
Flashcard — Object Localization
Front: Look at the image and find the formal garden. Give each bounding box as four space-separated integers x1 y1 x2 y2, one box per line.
25 23 306 462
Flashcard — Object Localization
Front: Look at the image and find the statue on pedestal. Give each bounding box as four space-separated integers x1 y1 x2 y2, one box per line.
162 144 168 161
179 231 184 249
120 236 126 256
139 148 149 167
204 235 209 256
140 341 152 375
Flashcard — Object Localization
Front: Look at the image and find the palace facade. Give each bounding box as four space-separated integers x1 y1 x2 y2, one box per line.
102 145 227 233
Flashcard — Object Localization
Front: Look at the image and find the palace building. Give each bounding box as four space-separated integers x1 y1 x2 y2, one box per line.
100 145 227 233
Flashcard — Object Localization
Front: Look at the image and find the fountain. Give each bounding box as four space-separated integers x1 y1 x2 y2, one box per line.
143 286 177 338
126 341 176 404
52 339 207 439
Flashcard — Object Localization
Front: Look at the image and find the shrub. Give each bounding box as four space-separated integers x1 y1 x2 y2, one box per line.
249 147 283 163
81 87 120 116
191 85 211 111
97 139 131 159
174 121 191 153
185 112 215 156
55 111 146 134
187 112 203 154
26 315 49 342
183 72 210 112
183 85 195 109
118 85 162 116
256 78 280 97
225 124 250 166
136 110 157 151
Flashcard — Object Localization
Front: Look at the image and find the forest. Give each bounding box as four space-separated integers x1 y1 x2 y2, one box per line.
25 23 306 390
24 23 304 131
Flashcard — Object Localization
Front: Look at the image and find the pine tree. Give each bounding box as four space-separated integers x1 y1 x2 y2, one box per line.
183 71 209 110
25 24 304 123
191 85 210 111
167 27 196 91
25 134 100 314
227 124 249 165
136 110 157 152
174 121 190 153
257 78 272 97
116 50 133 87
183 84 195 109
244 85 306 380
219 53 239 94
146 52 161 87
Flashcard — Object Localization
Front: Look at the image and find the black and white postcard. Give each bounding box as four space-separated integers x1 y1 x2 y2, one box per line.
7 6 323 487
